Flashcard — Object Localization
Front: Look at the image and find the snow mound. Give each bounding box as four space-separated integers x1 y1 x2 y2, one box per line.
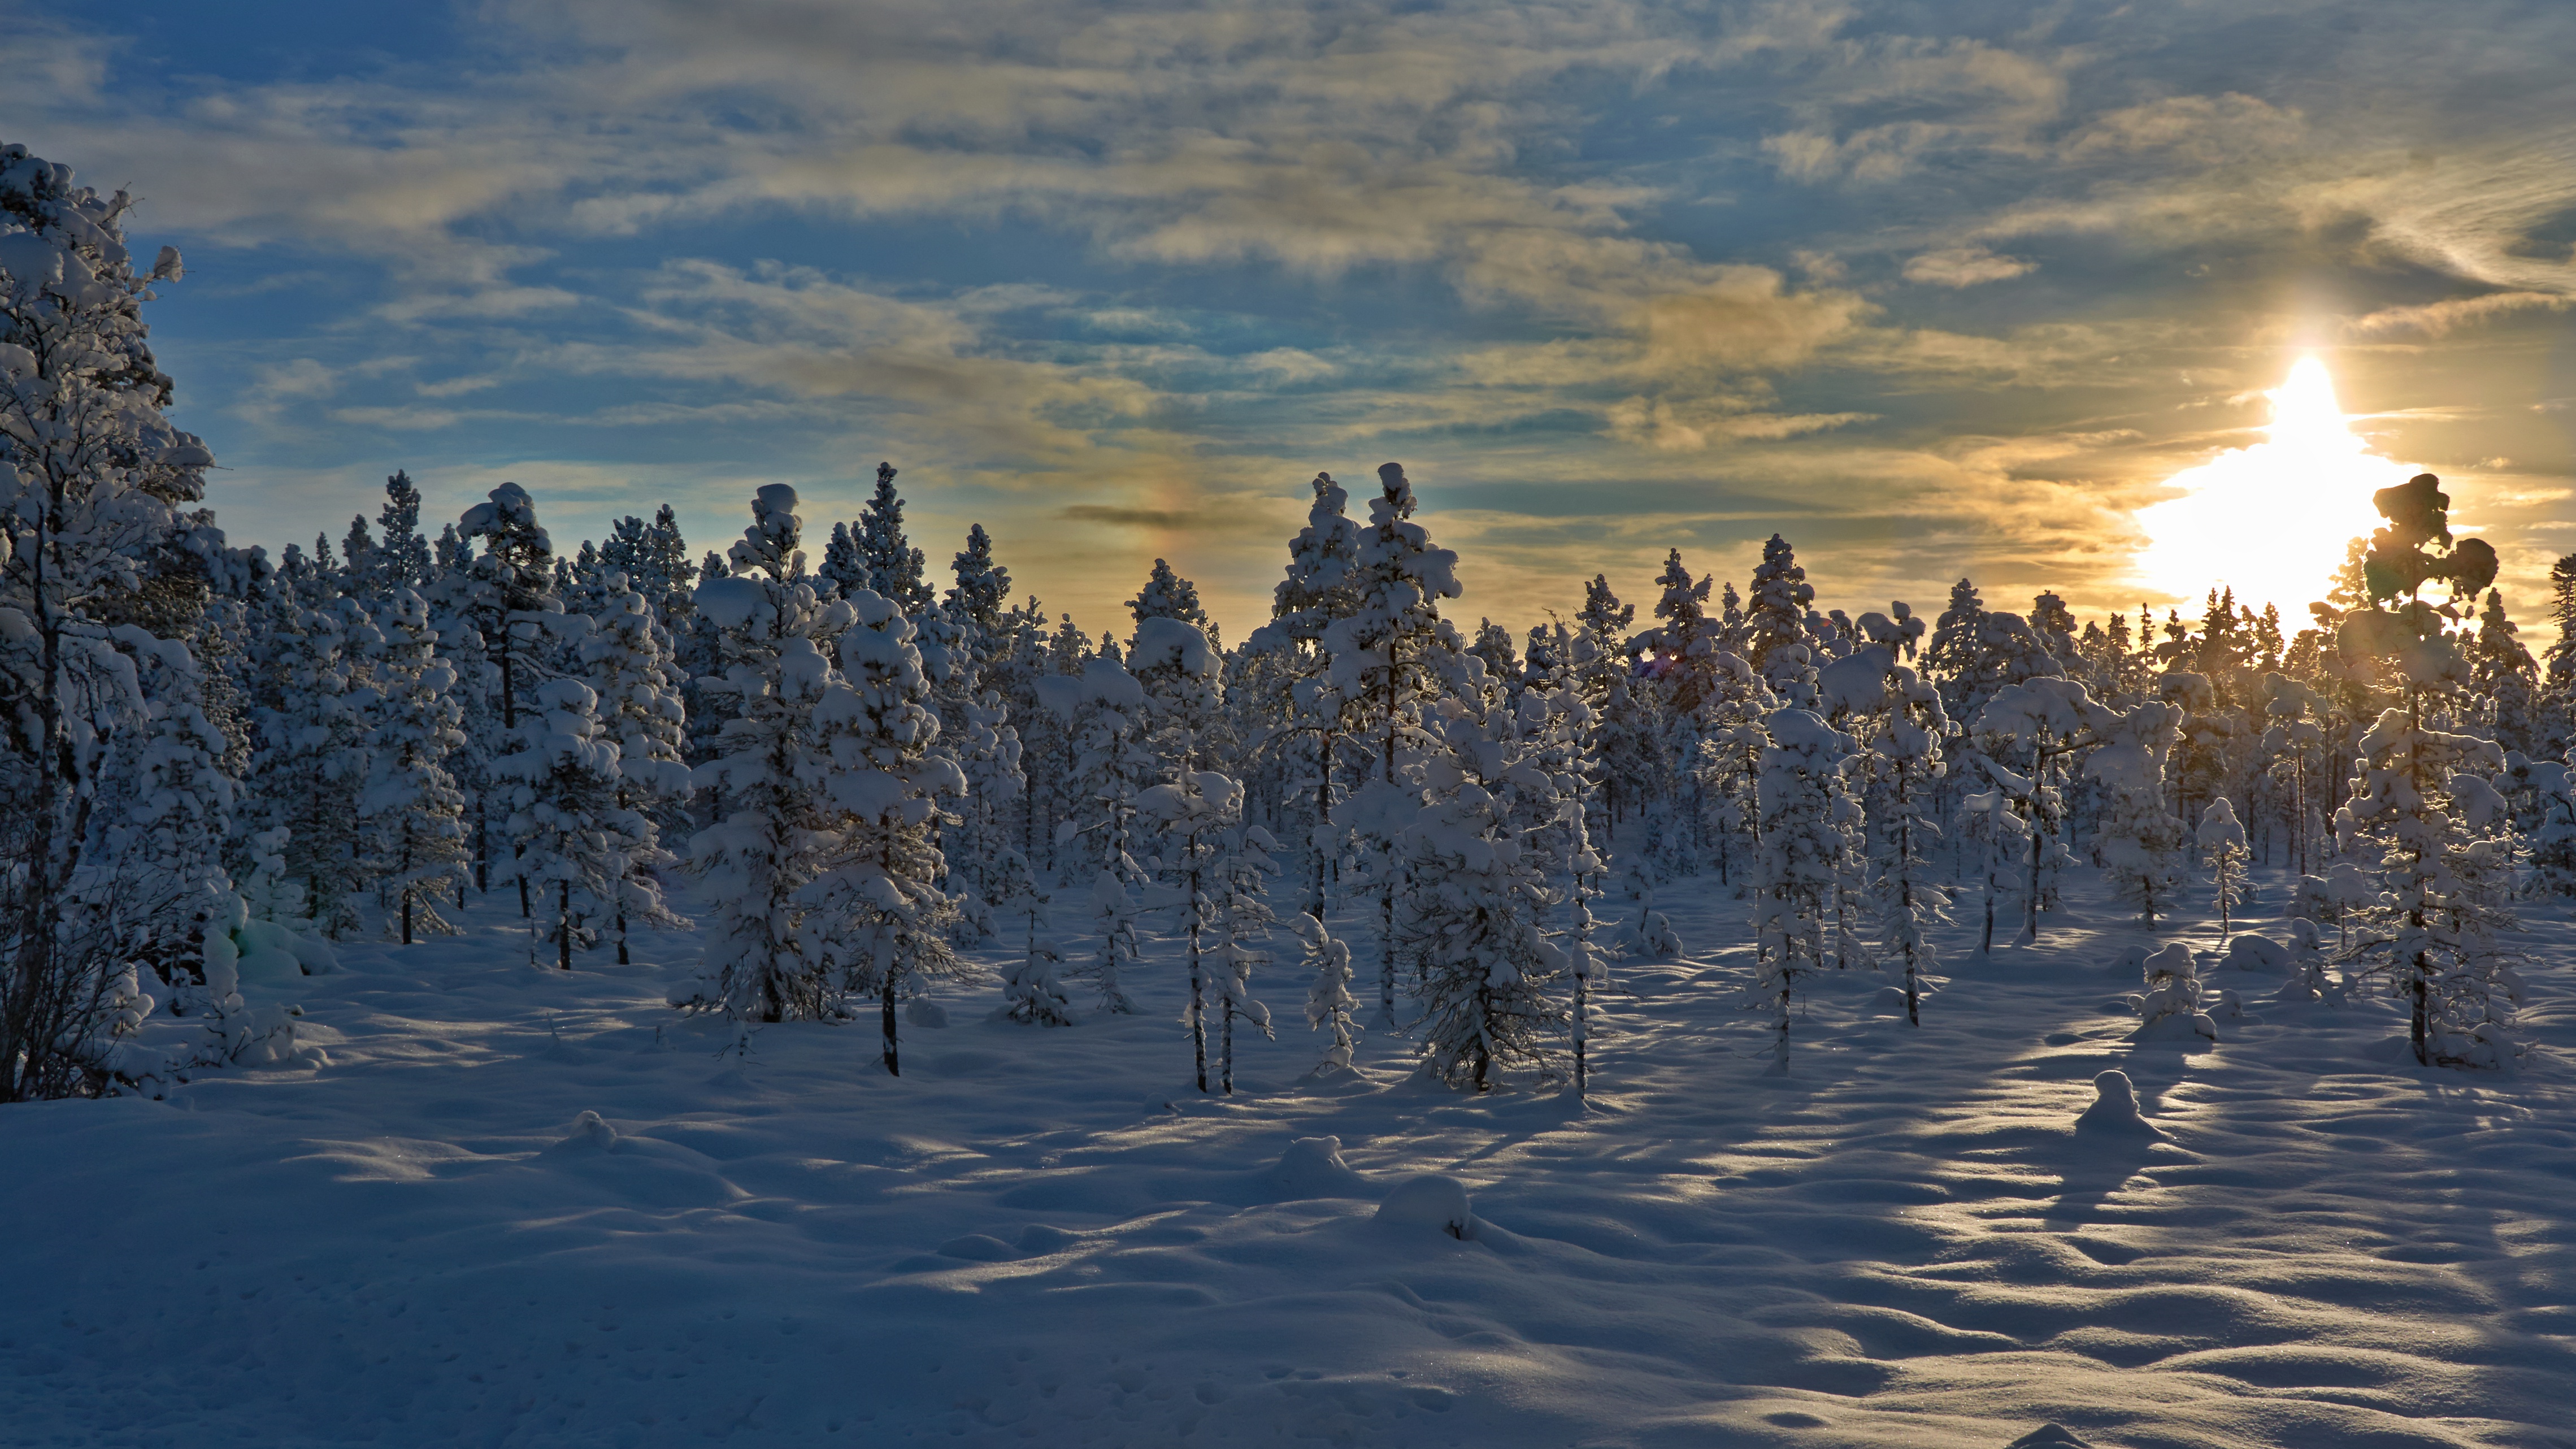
2073 1070 2165 1139
2222 935 2289 971
544 1109 619 1155
905 999 949 1029
1375 1173 1475 1240
1255 1136 1373 1201
2005 1426 2095 1449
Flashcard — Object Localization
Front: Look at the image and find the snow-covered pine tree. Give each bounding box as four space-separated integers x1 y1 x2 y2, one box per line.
2468 589 2538 754
2198 796 2251 936
1130 602 1220 775
581 574 693 961
1819 642 1952 1024
497 678 639 971
1080 867 1144 1014
1748 708 1854 1070
1403 703 1568 1091
995 858 1073 1027
1250 472 1363 917
247 591 371 938
1326 462 1462 1023
1956 770 2030 954
600 504 696 627
358 587 468 943
456 480 583 916
1291 911 1360 1074
1137 768 1234 1090
805 584 967 1076
674 485 860 1024
1061 653 1157 879
855 461 933 614
2090 700 2187 926
2333 472 2522 1068
815 520 865 600
1745 534 1818 709
350 470 432 608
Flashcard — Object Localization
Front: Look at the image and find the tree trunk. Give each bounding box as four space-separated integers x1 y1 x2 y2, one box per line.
882 979 900 1077
558 880 572 970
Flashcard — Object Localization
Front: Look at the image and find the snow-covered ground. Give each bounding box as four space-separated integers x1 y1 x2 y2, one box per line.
8 870 2575 1449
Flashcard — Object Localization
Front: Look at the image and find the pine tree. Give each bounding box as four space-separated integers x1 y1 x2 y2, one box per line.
946 523 1014 656
247 591 371 937
581 574 694 961
2091 701 2187 926
1745 535 1817 707
855 461 932 613
2332 473 2521 1067
1820 643 1952 1024
1404 705 1568 1091
600 504 695 626
674 485 861 1024
815 519 865 600
456 480 577 917
1079 869 1144 1014
2468 589 2538 754
1249 473 1365 916
2198 796 2250 936
1292 912 1361 1074
357 587 469 944
1748 708 1854 1070
498 679 638 971
806 584 967 1075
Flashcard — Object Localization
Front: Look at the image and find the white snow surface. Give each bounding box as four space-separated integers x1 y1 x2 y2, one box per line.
8 867 2576 1448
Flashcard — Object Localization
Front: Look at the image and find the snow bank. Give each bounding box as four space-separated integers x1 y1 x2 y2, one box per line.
1375 1173 1475 1240
2073 1070 2165 1138
1253 1136 1374 1201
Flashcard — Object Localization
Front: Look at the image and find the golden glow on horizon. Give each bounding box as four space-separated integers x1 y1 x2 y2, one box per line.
2134 356 2401 615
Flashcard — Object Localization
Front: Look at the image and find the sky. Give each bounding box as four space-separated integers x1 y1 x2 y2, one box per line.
8 0 2575 644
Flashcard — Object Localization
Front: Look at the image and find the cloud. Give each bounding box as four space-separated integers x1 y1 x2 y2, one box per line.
1059 504 1200 530
2350 292 2573 336
1901 245 2034 288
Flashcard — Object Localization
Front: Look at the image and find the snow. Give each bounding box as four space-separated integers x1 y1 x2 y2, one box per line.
10 865 2576 1447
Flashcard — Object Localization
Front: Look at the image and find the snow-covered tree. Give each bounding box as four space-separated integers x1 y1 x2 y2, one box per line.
1745 534 1817 708
1078 868 1144 1014
1292 911 1360 1074
581 574 693 961
997 866 1073 1026
2090 701 2186 927
1326 462 1462 1022
497 679 639 971
455 480 583 915
2198 796 2251 936
1403 705 1567 1091
1821 643 1951 1024
1747 708 1854 1070
247 593 371 937
358 587 468 943
673 485 859 1024
804 584 967 1075
2332 472 2522 1068
854 461 932 613
599 504 694 626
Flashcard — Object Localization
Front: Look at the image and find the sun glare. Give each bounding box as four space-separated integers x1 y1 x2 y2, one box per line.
2134 357 2402 616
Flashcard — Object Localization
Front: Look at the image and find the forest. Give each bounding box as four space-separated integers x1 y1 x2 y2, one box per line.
2 138 2563 1104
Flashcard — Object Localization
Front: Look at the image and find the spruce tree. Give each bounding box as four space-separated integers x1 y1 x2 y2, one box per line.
855 461 932 613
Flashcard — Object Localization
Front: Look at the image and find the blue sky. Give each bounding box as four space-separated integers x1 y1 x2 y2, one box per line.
10 0 2574 639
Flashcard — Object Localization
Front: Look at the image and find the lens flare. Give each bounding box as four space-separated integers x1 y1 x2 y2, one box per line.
2134 357 2402 615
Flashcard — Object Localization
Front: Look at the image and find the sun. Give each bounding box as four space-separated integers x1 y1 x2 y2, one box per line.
2133 357 2404 617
